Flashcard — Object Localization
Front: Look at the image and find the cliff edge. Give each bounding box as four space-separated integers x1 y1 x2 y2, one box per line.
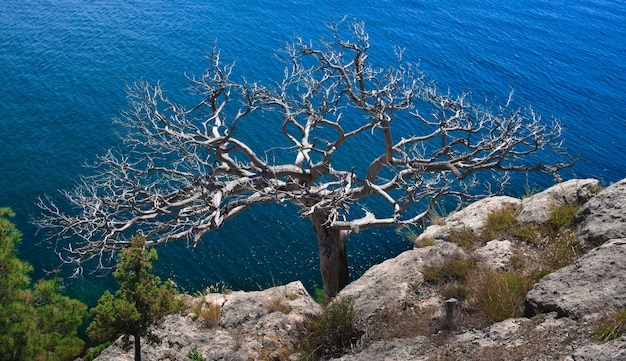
93 178 626 360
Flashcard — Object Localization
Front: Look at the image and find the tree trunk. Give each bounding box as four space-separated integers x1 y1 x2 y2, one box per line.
310 212 351 302
134 333 141 361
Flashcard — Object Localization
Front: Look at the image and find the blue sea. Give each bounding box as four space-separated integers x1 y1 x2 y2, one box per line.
1 0 625 304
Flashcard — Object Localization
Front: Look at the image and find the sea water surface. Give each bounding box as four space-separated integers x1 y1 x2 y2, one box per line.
1 0 624 302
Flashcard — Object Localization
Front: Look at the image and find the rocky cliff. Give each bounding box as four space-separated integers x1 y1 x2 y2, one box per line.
93 178 626 360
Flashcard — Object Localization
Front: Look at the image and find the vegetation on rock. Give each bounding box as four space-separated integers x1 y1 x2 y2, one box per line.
299 297 361 360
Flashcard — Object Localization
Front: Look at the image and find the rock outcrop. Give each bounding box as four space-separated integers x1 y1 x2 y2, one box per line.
575 178 626 247
526 238 626 318
93 281 320 361
516 178 599 225
417 196 521 242
338 240 465 325
92 177 626 361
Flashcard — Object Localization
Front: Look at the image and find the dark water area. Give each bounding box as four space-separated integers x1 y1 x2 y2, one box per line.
1 0 624 304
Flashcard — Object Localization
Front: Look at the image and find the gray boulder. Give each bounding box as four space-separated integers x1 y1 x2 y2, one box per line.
526 238 626 318
575 178 626 247
338 240 465 324
94 281 321 361
474 239 513 271
416 196 521 243
333 312 600 361
516 178 599 225
572 336 626 361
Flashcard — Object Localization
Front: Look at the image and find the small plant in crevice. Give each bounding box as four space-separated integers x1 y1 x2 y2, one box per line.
546 203 580 234
523 203 584 273
596 308 626 342
187 346 207 361
299 297 362 360
509 253 525 271
539 229 583 271
267 298 292 314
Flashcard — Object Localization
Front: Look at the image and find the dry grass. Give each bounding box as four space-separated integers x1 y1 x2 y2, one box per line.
298 297 361 360
467 268 533 322
267 298 292 314
423 258 475 285
596 308 626 342
482 205 520 240
366 304 440 341
196 302 220 328
447 228 481 250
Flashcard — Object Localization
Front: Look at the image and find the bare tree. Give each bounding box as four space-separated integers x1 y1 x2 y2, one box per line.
36 21 573 300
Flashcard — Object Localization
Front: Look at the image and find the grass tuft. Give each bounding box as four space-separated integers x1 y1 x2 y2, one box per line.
299 297 362 360
423 258 475 285
482 205 520 240
267 298 292 314
194 302 220 328
448 228 481 250
596 308 626 342
468 269 533 322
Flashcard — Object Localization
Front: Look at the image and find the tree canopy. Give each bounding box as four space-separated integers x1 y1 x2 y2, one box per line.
37 21 573 299
0 207 87 361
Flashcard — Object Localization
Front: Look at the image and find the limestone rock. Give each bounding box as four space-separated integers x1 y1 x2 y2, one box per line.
332 313 600 361
416 196 521 243
474 240 513 271
338 240 465 324
516 178 600 225
330 337 432 361
94 281 321 361
571 337 626 361
526 238 626 318
575 178 626 247
92 178 626 361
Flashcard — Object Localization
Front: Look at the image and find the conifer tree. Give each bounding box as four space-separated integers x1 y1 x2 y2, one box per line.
87 235 185 361
0 208 87 361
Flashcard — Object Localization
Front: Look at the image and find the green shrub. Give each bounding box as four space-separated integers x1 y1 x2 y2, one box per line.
0 208 88 361
300 297 361 360
84 341 113 361
87 235 186 361
311 284 326 306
